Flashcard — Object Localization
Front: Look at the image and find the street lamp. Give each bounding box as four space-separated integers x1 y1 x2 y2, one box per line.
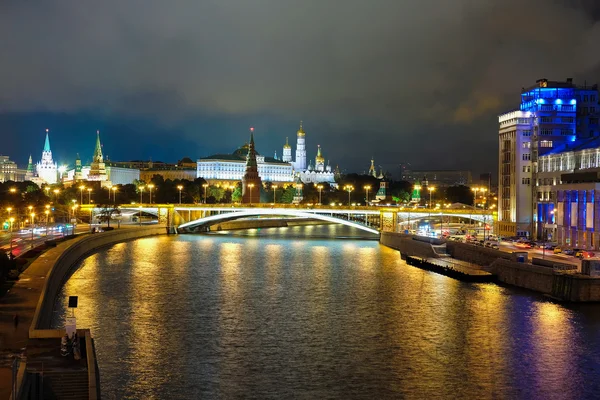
30 212 35 248
44 186 50 197
87 188 92 204
53 188 60 200
148 184 155 204
177 185 183 204
9 187 16 194
202 183 208 203
79 185 86 204
272 184 278 204
71 204 78 235
427 186 435 208
139 186 145 204
344 185 354 205
364 185 371 206
317 184 323 205
112 186 118 204
8 217 14 257
248 183 255 206
45 210 50 236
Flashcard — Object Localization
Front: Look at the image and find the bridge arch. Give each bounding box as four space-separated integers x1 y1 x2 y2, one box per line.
177 209 380 235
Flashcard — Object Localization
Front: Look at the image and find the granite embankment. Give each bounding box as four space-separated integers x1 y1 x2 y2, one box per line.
380 231 600 301
0 226 166 399
209 218 333 231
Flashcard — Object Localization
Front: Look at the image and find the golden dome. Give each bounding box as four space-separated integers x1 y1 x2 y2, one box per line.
297 120 305 137
283 136 291 149
315 145 324 163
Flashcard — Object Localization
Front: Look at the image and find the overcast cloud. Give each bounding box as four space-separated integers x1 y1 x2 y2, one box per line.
1 0 600 176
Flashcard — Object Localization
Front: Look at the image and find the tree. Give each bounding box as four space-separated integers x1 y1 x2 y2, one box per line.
232 187 242 203
280 185 297 204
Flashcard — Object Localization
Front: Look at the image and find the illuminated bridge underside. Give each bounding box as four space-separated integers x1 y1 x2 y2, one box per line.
177 209 380 235
395 212 491 224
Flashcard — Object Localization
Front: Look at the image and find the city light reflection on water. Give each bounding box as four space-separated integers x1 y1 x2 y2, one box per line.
52 225 600 399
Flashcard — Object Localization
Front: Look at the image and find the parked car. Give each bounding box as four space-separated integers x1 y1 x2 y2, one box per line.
484 241 500 249
553 247 562 254
563 248 576 256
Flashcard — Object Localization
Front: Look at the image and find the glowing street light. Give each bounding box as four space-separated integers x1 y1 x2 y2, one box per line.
427 186 435 208
177 185 183 204
364 185 371 205
112 186 118 204
53 188 60 200
248 183 255 206
30 212 35 248
79 185 86 204
8 217 14 256
44 186 50 197
45 210 50 236
317 184 323 205
272 184 278 204
148 184 155 204
202 183 208 204
9 187 16 194
344 185 354 205
139 186 145 204
87 188 93 204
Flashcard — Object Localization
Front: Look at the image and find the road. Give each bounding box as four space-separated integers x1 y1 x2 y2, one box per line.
0 225 89 258
498 241 581 270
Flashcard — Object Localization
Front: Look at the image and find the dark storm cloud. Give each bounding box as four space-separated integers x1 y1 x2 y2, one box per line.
1 0 600 173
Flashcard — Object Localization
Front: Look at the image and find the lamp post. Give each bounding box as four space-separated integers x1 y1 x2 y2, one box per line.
112 186 118 204
71 204 78 235
177 185 183 204
344 185 354 206
44 186 50 198
139 186 144 204
148 184 155 204
79 185 86 204
30 212 35 248
87 188 92 204
8 217 14 257
45 210 50 236
471 187 480 237
317 184 323 205
427 187 435 234
248 183 255 206
53 188 60 201
202 184 208 204
272 185 278 204
364 185 371 205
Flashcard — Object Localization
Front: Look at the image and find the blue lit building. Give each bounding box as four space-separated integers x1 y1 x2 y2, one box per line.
498 78 599 239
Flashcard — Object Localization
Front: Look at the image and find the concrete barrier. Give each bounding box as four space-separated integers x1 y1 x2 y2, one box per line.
446 241 512 266
29 226 166 338
380 232 443 259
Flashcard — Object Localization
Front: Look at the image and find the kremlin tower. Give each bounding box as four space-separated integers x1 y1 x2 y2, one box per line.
74 153 83 181
35 129 58 184
293 121 307 171
368 158 376 177
88 130 108 184
25 155 34 181
315 145 325 172
242 129 262 204
282 137 292 162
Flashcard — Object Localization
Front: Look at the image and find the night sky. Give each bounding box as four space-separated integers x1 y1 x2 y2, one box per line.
2 1 600 178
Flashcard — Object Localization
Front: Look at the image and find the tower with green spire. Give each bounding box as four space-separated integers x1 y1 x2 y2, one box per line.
74 153 83 181
88 130 108 183
242 128 262 204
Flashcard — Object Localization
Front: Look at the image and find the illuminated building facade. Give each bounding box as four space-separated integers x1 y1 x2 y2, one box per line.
198 144 294 184
498 78 598 238
0 156 18 182
35 129 58 184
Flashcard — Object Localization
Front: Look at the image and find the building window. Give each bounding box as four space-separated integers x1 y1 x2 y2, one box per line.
562 117 574 123
540 140 553 148
522 166 531 173
584 107 589 114
522 178 531 185
522 130 531 137
584 95 589 102
540 129 553 135
522 142 531 148
560 129 573 136
523 153 531 161
591 107 596 113
540 117 553 123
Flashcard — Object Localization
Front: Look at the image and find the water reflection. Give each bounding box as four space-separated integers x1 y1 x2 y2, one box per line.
51 225 600 399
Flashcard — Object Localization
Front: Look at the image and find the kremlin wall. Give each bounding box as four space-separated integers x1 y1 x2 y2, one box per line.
3 122 340 192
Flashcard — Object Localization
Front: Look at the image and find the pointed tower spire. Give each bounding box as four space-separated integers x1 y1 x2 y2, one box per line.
43 129 51 152
242 127 262 204
26 154 34 173
93 130 103 162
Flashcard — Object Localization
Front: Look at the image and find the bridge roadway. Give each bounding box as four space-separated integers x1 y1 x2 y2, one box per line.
80 203 494 234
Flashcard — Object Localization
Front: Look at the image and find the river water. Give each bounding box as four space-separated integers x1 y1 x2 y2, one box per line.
52 225 600 399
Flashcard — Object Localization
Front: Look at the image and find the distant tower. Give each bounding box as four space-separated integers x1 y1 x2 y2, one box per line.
282 137 292 162
242 128 262 204
274 150 278 160
88 130 108 182
294 121 307 171
292 174 304 204
368 158 376 177
74 153 83 181
25 155 34 180
36 129 58 184
315 145 325 172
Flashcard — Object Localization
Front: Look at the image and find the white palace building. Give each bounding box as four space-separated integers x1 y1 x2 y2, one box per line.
197 123 337 186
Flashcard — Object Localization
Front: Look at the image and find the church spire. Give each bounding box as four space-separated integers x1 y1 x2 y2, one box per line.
26 154 34 173
43 129 51 153
369 157 376 177
242 127 262 204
